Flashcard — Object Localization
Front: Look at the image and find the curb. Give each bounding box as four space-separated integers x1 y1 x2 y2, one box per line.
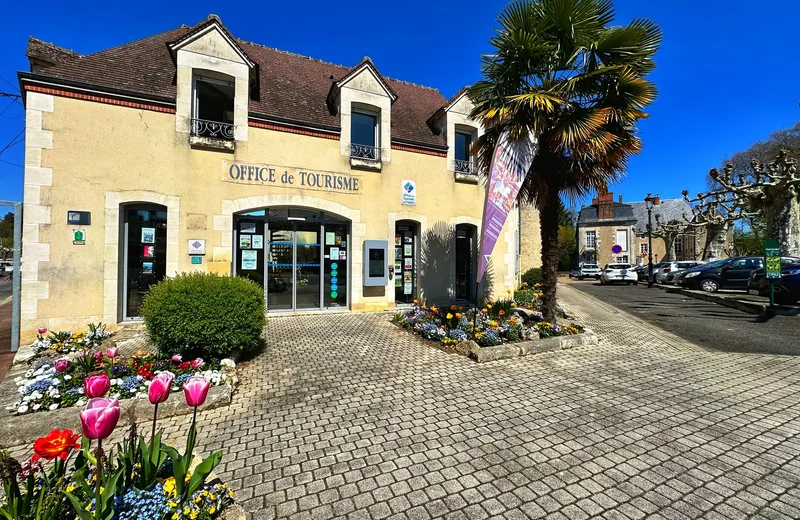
464 330 599 363
0 382 233 447
656 285 797 316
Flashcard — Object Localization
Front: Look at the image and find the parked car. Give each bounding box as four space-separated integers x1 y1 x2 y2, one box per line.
574 262 601 280
568 267 581 279
600 263 638 285
747 257 800 304
657 261 706 284
680 256 764 292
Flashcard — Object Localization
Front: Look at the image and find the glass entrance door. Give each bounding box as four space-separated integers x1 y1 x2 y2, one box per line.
295 223 321 309
122 204 167 320
395 222 417 304
267 222 294 310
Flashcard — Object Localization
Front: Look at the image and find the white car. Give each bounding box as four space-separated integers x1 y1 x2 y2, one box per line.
575 262 601 280
600 263 638 285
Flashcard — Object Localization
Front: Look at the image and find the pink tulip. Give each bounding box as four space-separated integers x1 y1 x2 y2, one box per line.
191 358 204 369
54 359 68 373
183 376 211 407
84 373 110 398
94 351 104 363
171 355 182 364
37 327 48 335
106 347 119 359
79 398 120 440
148 372 174 405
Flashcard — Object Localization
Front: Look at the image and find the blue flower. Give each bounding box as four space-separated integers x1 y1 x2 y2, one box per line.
114 484 169 520
448 329 468 342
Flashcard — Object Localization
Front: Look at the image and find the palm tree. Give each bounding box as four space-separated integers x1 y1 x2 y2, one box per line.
469 0 661 322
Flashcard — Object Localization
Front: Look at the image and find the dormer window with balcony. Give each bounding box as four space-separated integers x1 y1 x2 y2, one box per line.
454 130 474 175
350 109 380 163
192 74 235 141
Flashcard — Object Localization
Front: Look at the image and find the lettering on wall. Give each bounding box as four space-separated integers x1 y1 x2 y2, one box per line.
222 161 362 194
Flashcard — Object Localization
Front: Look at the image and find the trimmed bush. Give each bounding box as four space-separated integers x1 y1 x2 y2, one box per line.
521 267 543 286
141 273 265 358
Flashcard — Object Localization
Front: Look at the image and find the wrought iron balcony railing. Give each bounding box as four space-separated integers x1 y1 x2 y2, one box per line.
454 159 475 174
350 143 381 161
191 118 235 140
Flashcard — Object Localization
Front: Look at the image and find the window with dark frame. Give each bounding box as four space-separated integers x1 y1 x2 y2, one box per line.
192 75 235 140
350 111 380 161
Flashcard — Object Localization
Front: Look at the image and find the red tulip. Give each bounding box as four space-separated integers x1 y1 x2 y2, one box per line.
148 372 174 405
54 359 68 373
37 327 48 335
183 376 211 407
94 351 104 363
106 347 119 359
78 398 120 440
191 357 205 369
171 354 182 363
83 373 110 398
32 429 80 463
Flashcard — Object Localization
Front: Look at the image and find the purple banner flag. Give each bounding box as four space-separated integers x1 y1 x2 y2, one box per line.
477 131 537 282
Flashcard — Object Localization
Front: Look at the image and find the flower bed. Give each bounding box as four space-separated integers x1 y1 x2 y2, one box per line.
392 286 585 350
0 372 240 520
6 324 231 416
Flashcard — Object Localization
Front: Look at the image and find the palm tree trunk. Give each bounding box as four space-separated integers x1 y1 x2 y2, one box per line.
540 190 560 323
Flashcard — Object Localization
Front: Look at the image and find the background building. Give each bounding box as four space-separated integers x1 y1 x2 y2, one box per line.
577 192 636 265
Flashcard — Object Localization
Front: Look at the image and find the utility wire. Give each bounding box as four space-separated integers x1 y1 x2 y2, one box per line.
0 129 24 158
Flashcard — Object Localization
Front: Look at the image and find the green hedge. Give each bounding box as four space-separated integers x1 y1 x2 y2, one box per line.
141 273 266 358
521 267 543 286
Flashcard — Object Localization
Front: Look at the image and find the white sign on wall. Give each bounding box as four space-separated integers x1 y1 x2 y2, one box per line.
188 239 206 256
401 180 416 206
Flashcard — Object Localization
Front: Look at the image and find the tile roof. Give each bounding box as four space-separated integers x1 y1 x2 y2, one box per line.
628 198 693 233
24 18 450 148
577 203 636 224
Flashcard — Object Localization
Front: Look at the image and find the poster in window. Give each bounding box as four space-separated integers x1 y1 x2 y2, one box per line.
240 222 256 234
330 247 339 260
395 247 402 259
240 235 251 249
395 276 402 287
325 232 335 245
340 240 346 248
141 228 156 244
404 257 412 269
335 236 342 246
403 282 412 295
241 250 257 270
142 245 154 258
252 235 264 249
404 236 412 243
395 236 401 246
142 262 154 274
404 244 412 256
403 271 412 283
339 250 346 260
394 260 401 271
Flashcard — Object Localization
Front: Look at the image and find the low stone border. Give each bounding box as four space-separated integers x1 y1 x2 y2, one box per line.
454 330 598 363
0 381 234 447
661 286 800 316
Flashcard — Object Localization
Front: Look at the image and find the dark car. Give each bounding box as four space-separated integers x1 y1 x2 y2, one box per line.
747 257 800 304
680 256 764 292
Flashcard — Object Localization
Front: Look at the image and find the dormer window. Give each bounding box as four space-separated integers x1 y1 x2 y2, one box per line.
350 109 380 162
192 74 235 141
454 131 474 174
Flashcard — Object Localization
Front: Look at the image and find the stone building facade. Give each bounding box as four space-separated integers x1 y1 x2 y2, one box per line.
18 15 540 340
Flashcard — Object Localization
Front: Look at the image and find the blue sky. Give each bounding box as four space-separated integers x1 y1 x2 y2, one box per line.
1 0 799 211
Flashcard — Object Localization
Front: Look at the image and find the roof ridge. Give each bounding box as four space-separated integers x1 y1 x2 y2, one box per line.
27 37 82 59
383 76 440 92
79 26 189 58
237 39 350 70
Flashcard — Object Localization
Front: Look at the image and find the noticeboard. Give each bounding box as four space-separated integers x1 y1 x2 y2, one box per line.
764 238 781 280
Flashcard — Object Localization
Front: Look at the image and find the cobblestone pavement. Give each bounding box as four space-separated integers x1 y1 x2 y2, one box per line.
11 285 800 519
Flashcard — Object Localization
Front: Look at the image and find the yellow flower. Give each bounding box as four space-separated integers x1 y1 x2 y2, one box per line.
446 313 453 319
487 304 492 309
66 484 76 493
209 507 216 515
511 302 516 307
190 511 198 520
455 313 461 319
430 306 438 313
210 493 217 501
228 490 235 498
169 502 177 508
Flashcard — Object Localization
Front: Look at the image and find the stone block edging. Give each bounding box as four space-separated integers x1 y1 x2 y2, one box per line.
464 330 598 363
0 382 233 447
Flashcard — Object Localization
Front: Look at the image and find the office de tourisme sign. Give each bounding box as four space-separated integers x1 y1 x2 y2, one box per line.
222 160 362 194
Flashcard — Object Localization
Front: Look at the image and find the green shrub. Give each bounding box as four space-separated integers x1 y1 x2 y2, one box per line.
521 267 543 286
141 273 265 358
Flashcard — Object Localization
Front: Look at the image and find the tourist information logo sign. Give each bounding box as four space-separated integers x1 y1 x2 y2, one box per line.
764 238 781 280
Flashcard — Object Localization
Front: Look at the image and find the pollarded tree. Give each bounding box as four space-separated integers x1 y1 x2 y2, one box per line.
469 0 661 321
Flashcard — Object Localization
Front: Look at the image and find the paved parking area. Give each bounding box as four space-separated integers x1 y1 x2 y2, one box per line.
565 279 800 355
9 284 800 519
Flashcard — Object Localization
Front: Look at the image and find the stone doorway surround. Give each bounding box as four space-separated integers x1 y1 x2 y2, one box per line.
103 191 180 325
214 194 365 306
